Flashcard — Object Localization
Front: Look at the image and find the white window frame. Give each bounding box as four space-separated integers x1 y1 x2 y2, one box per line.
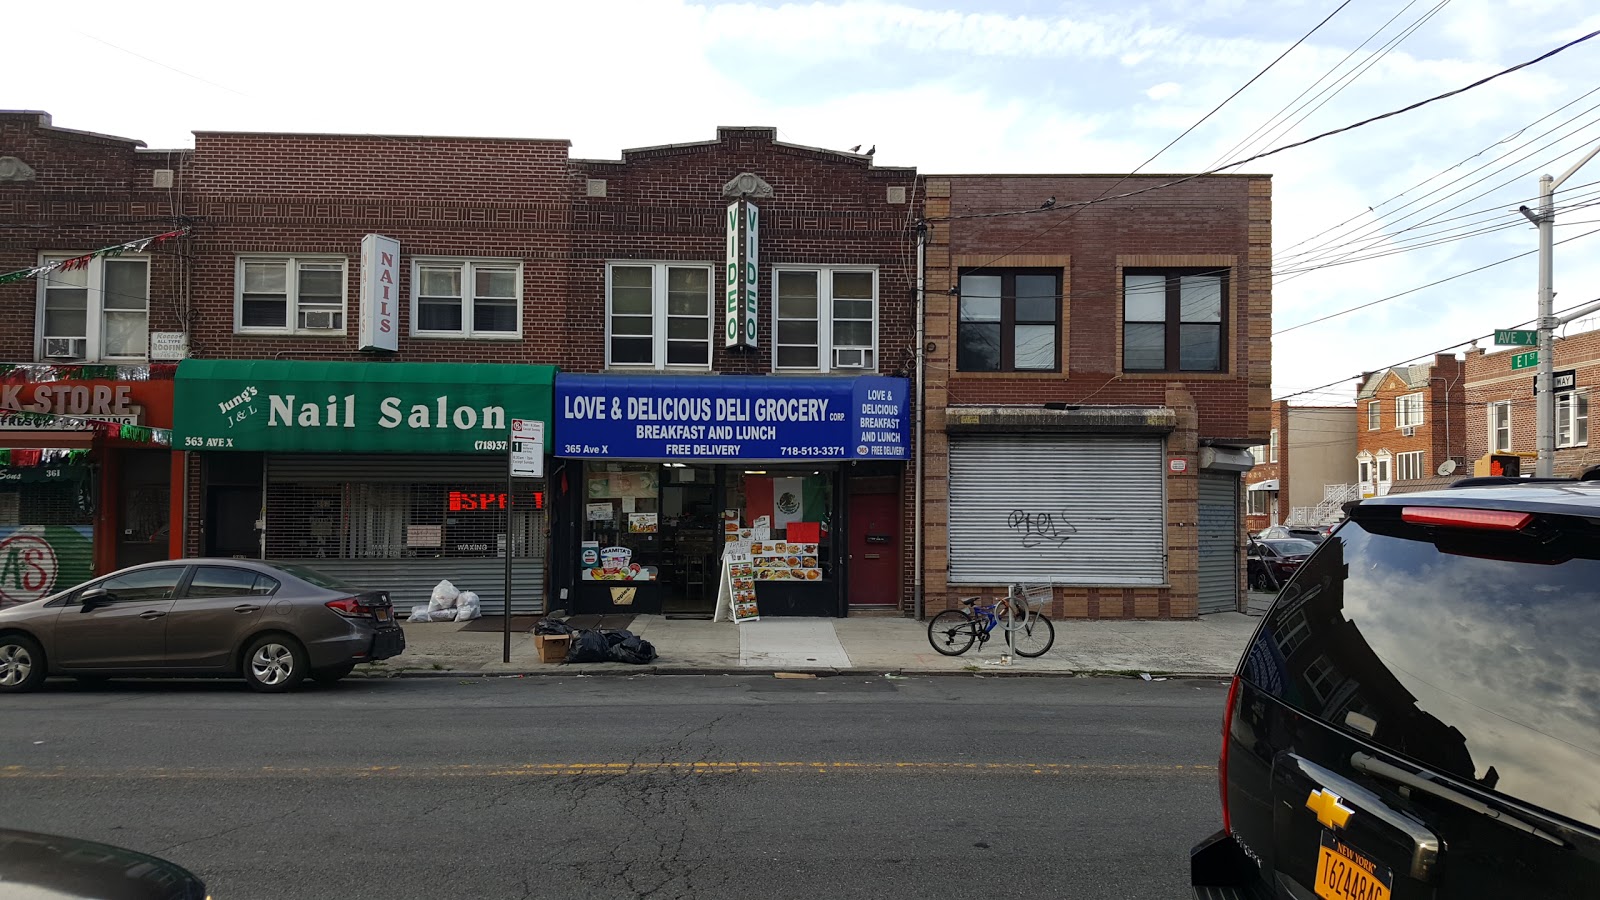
409 258 523 339
1269 428 1279 463
1557 390 1589 448
1358 459 1371 484
1248 445 1267 466
772 266 879 373
604 261 715 371
1376 452 1392 489
1367 400 1380 431
1395 392 1424 428
1395 450 1424 481
1246 489 1270 516
234 255 349 336
36 253 151 363
1488 401 1512 452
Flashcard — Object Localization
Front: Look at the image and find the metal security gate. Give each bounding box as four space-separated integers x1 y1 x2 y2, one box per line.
1197 472 1241 614
265 454 545 615
948 436 1164 585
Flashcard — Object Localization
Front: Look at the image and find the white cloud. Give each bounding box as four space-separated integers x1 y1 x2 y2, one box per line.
1146 81 1183 100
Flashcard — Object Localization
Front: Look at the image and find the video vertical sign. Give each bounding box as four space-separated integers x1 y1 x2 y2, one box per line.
725 198 759 349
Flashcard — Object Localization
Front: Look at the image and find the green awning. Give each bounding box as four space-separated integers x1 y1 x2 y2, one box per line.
174 359 556 454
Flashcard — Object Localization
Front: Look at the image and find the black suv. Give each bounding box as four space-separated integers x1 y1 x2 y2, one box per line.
1192 480 1600 899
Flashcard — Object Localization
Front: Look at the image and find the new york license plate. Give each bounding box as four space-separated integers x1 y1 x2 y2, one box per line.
1315 832 1393 900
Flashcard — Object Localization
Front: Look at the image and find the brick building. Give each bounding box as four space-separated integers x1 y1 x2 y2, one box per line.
1243 402 1356 533
1464 328 1599 476
919 173 1272 618
1353 353 1467 496
0 111 188 604
4 110 1271 620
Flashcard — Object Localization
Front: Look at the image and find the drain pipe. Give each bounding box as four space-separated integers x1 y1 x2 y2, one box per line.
913 220 928 620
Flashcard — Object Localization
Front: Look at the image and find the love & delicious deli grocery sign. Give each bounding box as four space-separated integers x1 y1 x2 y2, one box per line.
554 373 908 461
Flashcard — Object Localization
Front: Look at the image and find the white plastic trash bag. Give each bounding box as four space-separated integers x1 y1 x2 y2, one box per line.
427 580 460 613
454 591 482 622
407 605 434 623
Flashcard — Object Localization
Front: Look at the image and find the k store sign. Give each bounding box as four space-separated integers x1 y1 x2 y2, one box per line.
359 234 400 352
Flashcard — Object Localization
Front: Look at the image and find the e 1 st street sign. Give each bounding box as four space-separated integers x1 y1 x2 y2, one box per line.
1510 350 1539 371
1495 329 1538 346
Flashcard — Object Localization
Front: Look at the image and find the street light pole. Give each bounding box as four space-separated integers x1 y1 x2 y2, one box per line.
1522 142 1600 477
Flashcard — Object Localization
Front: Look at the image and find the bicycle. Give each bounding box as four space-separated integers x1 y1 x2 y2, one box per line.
927 585 1055 658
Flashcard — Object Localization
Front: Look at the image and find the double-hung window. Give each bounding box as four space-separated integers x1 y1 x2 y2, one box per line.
1269 429 1279 463
1395 450 1424 481
956 269 1061 372
1395 392 1424 428
412 259 521 338
773 267 877 372
1367 400 1380 430
1122 269 1227 372
236 257 347 334
607 263 713 368
1557 391 1589 448
38 254 149 361
1488 401 1512 451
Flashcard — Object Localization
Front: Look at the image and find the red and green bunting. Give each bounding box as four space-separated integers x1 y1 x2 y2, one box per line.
0 228 190 286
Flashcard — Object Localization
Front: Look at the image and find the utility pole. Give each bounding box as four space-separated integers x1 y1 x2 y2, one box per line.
1520 142 1600 477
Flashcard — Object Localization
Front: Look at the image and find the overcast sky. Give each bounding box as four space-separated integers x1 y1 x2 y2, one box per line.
14 0 1600 403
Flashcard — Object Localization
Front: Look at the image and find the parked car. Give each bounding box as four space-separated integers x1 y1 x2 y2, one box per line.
1257 523 1334 543
1193 479 1600 898
1246 538 1318 590
0 827 206 899
0 559 404 693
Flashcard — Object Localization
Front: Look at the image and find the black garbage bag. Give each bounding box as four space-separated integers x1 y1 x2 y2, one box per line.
564 629 612 663
598 628 632 646
534 619 574 636
609 634 658 665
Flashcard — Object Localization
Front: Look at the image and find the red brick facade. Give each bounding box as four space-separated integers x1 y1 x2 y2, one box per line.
1465 331 1600 475
920 174 1271 619
1355 354 1467 494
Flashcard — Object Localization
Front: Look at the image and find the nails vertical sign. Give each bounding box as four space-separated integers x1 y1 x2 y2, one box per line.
725 199 759 348
359 234 400 352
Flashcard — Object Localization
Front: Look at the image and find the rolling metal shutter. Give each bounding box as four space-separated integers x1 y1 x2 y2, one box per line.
265 454 545 614
948 436 1164 585
1197 472 1241 614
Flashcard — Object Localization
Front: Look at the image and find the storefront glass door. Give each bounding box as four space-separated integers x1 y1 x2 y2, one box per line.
660 465 719 614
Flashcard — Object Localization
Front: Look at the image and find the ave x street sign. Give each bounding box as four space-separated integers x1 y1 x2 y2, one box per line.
1495 329 1537 346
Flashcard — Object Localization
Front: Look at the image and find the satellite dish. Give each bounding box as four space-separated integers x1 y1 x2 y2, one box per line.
1437 459 1458 477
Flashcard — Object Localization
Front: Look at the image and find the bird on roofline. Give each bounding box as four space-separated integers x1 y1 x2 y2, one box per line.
1040 196 1056 209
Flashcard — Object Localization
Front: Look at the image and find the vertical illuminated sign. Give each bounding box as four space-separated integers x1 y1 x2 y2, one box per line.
358 234 400 352
725 199 758 349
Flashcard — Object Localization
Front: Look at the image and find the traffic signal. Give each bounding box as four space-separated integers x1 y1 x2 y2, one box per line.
1475 453 1521 478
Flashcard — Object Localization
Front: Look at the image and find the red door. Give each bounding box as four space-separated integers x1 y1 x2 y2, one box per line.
848 492 900 606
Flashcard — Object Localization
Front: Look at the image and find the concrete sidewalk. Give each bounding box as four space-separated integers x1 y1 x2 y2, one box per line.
366 604 1266 679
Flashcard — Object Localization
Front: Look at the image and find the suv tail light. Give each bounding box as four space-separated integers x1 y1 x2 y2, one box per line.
325 597 375 618
1402 506 1533 531
1220 675 1241 832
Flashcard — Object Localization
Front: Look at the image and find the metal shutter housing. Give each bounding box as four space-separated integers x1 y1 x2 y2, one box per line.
1196 472 1241 613
265 454 545 615
948 436 1165 585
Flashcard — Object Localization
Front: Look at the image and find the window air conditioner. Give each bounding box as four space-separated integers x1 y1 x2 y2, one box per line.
1400 426 1415 437
833 347 873 369
44 337 86 359
301 310 340 330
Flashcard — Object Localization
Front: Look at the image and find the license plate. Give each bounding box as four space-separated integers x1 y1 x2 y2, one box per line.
1316 832 1393 900
374 606 392 622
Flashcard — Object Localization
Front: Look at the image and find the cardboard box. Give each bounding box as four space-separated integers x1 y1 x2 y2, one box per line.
536 633 571 664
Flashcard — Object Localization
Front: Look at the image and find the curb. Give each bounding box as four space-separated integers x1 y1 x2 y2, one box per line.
357 667 1234 680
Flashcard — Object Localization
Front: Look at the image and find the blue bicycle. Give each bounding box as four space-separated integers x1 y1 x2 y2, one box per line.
927 588 1055 658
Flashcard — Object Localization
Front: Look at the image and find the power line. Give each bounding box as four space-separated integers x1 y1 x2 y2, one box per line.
1272 223 1600 335
935 27 1600 227
1273 296 1600 401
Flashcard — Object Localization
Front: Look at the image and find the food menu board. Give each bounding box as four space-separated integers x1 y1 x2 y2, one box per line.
725 546 759 623
751 540 823 581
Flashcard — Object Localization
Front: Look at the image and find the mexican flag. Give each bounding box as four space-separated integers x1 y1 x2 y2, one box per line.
744 475 829 534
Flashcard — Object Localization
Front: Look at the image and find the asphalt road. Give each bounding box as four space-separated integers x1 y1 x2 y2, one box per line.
1 674 1228 900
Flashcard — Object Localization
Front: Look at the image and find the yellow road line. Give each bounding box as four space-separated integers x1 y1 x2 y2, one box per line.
0 761 1212 779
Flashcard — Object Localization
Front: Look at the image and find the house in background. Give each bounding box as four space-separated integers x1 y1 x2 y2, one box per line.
1355 353 1466 496
1465 329 1599 476
1244 401 1356 533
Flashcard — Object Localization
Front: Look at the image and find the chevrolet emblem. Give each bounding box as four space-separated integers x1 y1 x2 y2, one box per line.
1306 788 1354 830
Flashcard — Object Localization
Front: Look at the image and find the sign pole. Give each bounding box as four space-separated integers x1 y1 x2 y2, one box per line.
504 440 513 664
